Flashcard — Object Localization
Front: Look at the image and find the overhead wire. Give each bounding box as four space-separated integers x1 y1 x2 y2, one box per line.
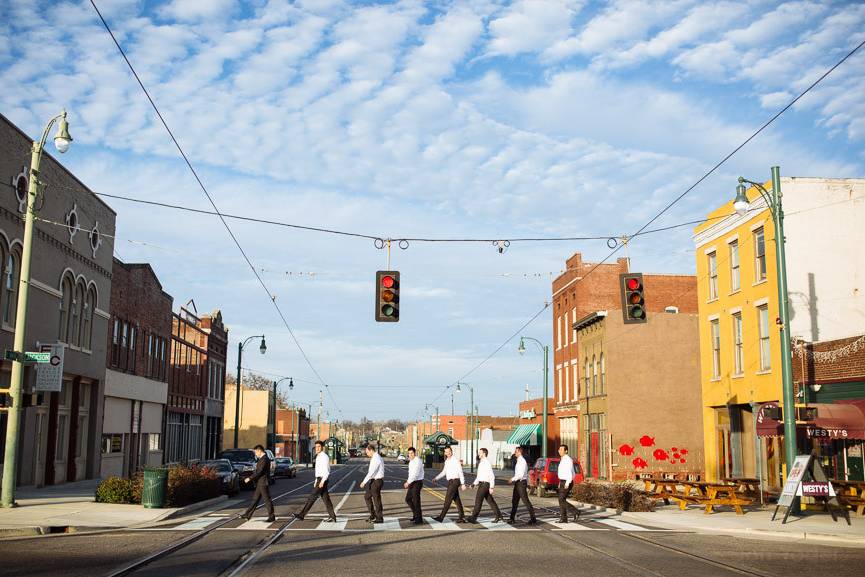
89 0 344 418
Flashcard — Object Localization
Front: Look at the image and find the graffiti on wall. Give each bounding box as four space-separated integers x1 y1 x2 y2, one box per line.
618 435 690 471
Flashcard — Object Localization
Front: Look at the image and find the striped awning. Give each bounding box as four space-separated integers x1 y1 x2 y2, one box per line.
507 424 541 445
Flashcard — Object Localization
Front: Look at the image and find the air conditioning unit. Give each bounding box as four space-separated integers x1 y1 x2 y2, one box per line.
665 306 679 314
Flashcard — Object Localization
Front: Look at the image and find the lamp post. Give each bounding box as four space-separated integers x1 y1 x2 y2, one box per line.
456 383 475 473
234 335 266 448
734 167 797 491
270 377 293 455
2 111 73 508
518 336 549 459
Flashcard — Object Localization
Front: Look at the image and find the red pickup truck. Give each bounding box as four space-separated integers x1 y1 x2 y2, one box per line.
528 457 584 497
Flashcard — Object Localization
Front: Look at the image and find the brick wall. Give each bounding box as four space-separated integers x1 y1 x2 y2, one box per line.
793 334 865 385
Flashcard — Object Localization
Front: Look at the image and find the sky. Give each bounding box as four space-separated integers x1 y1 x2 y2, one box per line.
1 0 863 421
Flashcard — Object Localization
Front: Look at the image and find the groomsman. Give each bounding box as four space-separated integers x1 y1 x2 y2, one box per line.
360 444 385 523
432 446 467 523
467 448 503 523
507 446 536 524
557 444 580 523
403 447 424 524
291 440 337 522
241 445 275 522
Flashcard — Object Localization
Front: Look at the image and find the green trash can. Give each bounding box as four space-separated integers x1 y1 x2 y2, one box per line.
141 468 168 509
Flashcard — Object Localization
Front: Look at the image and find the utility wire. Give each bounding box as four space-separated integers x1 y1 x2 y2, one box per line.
89 0 344 418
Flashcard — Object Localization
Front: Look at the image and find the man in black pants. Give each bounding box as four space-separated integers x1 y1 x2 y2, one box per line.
360 444 385 523
242 445 275 522
507 446 536 524
432 446 467 523
467 448 503 523
292 440 337 522
403 447 424 524
557 444 579 523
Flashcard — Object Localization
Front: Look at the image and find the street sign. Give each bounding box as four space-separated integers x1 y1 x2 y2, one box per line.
4 350 51 363
34 344 64 392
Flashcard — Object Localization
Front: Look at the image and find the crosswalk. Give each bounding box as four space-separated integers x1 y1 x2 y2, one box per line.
164 513 658 533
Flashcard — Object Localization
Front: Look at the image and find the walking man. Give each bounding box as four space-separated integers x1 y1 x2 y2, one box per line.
242 445 275 522
557 444 579 523
291 440 337 522
360 444 385 523
403 447 424 524
507 446 536 524
467 448 503 523
432 446 467 523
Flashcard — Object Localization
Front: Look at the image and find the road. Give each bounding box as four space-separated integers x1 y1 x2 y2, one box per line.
2 459 864 577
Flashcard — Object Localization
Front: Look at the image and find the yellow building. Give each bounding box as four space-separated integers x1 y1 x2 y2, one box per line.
693 180 785 489
223 387 271 450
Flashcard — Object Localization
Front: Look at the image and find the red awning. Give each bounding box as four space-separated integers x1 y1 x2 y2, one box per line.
804 401 865 440
756 402 783 437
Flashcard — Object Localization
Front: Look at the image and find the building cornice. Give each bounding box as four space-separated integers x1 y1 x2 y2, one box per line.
693 197 769 247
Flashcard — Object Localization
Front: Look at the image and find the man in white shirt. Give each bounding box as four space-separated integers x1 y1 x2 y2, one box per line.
467 448 503 523
360 444 385 523
557 444 579 523
291 440 337 522
507 446 536 524
432 446 467 523
403 446 424 525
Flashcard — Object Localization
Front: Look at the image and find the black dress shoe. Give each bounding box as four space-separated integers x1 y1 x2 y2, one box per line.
456 517 468 524
465 517 477 524
266 516 276 522
374 518 384 524
559 518 568 524
241 514 251 521
527 518 538 525
493 516 503 523
325 517 338 523
412 519 424 525
289 513 304 521
432 516 444 523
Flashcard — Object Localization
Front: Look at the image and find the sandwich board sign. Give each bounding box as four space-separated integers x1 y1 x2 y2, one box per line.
772 453 849 524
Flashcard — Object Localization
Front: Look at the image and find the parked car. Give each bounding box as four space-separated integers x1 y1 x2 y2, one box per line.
528 457 584 498
397 454 407 463
201 459 240 496
274 457 296 478
219 448 276 488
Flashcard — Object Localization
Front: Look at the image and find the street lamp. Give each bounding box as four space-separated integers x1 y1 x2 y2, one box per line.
2 111 73 508
234 335 266 448
270 377 293 455
734 167 798 493
456 382 476 473
518 336 550 459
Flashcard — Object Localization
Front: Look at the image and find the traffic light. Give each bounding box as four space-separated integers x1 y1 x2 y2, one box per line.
620 273 647 324
375 270 400 322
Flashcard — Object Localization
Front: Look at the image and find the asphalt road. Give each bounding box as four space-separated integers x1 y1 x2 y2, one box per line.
2 459 864 577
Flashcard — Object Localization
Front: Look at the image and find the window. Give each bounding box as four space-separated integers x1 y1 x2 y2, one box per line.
76 416 87 458
584 358 589 397
557 367 563 402
82 288 95 350
600 353 605 394
758 305 771 371
564 363 570 402
60 276 73 342
573 364 579 399
733 313 744 375
571 307 577 343
71 283 84 346
3 252 18 326
557 316 563 349
129 325 137 373
148 433 160 452
592 355 597 396
111 318 121 366
754 228 766 281
711 319 721 379
120 321 129 370
102 434 123 454
707 252 718 300
729 240 740 292
56 414 68 460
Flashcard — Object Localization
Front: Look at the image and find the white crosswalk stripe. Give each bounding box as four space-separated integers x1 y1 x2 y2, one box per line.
594 518 651 531
424 516 459 530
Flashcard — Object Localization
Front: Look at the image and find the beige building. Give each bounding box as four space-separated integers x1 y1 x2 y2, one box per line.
574 302 704 481
223 387 270 450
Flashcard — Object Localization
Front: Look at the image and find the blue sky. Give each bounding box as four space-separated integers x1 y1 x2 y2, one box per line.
1 0 863 421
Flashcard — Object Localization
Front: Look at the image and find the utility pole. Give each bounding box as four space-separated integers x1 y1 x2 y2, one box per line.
318 390 323 442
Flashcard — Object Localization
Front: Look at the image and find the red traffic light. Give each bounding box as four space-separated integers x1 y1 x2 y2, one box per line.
375 271 400 322
620 273 647 324
381 275 395 288
626 277 641 291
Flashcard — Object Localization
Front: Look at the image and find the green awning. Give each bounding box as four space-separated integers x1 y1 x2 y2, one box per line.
507 424 541 445
423 432 458 446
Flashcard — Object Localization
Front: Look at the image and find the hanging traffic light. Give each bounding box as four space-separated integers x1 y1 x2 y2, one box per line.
375 270 400 322
620 273 647 324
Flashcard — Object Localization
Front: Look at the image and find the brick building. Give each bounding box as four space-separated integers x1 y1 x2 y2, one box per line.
274 406 310 463
165 306 208 464
0 113 115 487
101 260 172 478
514 397 559 463
200 311 227 460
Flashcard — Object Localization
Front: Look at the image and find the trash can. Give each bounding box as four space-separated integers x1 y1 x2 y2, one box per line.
141 468 168 509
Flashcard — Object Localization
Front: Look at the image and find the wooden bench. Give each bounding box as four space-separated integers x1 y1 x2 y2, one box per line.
833 480 865 516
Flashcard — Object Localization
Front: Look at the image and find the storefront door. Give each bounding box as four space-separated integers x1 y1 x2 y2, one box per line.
590 432 599 478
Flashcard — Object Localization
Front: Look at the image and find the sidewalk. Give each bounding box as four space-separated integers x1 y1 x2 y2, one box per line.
621 503 865 547
0 479 227 537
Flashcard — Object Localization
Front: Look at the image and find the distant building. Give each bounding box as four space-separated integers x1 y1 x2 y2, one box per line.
101 259 172 478
274 407 310 463
200 311 227 460
0 113 116 487
165 306 207 464
223 386 269 450
511 397 558 464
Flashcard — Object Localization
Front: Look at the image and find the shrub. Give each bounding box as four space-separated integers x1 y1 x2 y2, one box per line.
570 480 655 512
166 464 222 508
95 476 135 504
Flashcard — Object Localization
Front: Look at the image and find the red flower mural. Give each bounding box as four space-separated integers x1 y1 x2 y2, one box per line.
673 453 681 460
680 449 688 455
618 444 635 456
680 458 687 464
639 435 655 447
653 448 669 461
671 447 678 452
632 457 648 469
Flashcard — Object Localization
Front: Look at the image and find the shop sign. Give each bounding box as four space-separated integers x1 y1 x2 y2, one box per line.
805 427 849 438
798 481 836 497
520 409 536 419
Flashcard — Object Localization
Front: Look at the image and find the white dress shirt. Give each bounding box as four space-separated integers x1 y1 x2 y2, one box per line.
315 451 331 482
510 455 529 483
434 455 466 484
407 456 425 483
558 454 575 486
362 452 385 485
474 457 495 487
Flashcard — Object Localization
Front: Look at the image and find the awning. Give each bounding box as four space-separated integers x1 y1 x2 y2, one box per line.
805 401 865 440
507 424 541 445
423 432 458 447
756 402 783 437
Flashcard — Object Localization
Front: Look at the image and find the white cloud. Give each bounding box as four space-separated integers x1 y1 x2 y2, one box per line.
158 0 239 22
487 0 582 57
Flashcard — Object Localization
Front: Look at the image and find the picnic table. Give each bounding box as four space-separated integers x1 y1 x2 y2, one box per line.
642 477 754 515
832 479 865 516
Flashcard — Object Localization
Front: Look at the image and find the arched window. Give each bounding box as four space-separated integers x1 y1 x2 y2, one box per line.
4 251 19 327
592 355 597 396
59 275 73 341
584 357 589 396
72 282 85 346
82 287 96 350
600 353 606 393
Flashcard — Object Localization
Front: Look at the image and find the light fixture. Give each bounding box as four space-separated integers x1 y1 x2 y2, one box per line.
456 383 461 393
289 378 294 390
259 336 267 355
733 181 750 216
54 110 72 153
517 338 526 355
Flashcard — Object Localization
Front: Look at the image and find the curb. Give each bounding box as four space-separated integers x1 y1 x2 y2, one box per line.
155 495 229 522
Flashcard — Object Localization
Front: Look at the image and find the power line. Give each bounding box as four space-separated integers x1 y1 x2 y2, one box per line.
89 0 344 418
